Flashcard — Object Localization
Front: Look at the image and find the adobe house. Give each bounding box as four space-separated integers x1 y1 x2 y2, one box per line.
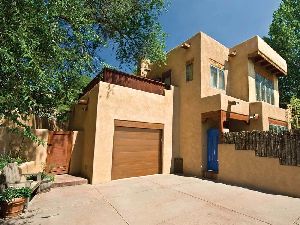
145 32 288 178
69 69 175 184
69 32 289 184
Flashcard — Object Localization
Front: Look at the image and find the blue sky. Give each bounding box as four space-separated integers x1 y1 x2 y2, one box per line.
99 0 281 72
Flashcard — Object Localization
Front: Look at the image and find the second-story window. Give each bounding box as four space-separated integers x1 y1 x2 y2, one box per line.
210 65 225 90
186 60 193 81
255 73 274 105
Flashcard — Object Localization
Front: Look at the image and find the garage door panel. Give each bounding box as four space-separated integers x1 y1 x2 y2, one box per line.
113 162 159 171
113 151 160 164
115 130 160 140
113 141 160 151
112 126 162 180
112 165 159 179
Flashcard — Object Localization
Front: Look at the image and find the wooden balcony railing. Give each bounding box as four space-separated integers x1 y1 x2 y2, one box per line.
79 68 169 98
102 68 168 95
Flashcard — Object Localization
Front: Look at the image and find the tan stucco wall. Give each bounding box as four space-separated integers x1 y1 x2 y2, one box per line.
69 84 99 181
148 32 288 177
200 33 229 98
229 36 286 106
90 82 174 184
0 128 48 174
69 131 84 176
256 36 287 73
148 33 203 177
218 144 300 198
200 93 250 116
249 102 287 130
134 32 289 178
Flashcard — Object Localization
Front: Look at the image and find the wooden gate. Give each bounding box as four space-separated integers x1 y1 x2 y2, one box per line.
46 131 73 175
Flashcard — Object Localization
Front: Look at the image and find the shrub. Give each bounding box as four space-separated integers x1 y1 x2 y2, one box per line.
0 154 24 171
0 187 31 203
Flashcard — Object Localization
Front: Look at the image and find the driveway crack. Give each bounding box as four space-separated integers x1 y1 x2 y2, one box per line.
148 179 273 225
93 187 130 225
175 188 273 225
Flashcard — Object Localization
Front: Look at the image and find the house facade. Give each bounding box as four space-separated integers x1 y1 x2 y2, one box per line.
146 32 288 178
69 69 174 184
69 32 289 184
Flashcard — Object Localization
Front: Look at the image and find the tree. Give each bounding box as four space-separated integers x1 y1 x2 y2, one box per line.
288 96 300 129
264 0 300 104
0 0 167 139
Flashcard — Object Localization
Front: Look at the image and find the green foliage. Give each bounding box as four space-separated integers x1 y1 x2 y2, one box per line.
0 154 24 171
288 96 300 129
0 187 32 203
264 0 300 104
41 172 55 182
0 0 167 139
26 172 55 182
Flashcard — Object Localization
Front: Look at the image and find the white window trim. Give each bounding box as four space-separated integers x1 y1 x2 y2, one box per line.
210 64 225 90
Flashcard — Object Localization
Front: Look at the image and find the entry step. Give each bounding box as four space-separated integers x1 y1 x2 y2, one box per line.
52 174 88 188
204 171 218 180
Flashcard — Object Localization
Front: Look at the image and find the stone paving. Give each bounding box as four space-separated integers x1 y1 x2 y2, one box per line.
2 174 300 225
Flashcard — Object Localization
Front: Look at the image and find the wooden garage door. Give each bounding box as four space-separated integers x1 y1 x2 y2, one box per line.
112 126 162 180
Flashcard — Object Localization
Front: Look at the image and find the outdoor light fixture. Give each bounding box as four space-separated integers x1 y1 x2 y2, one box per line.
181 42 191 49
78 99 88 105
78 98 89 111
228 100 239 105
229 50 237 57
249 114 259 120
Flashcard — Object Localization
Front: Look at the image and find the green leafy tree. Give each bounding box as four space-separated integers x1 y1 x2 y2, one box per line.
0 0 167 139
264 0 300 104
288 96 300 129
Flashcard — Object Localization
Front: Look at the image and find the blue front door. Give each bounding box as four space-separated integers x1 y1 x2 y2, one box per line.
207 128 219 172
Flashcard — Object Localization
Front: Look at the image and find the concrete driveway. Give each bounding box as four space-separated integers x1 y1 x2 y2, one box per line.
7 174 300 225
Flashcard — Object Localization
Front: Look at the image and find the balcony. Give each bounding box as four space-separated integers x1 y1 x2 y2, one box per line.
80 68 170 98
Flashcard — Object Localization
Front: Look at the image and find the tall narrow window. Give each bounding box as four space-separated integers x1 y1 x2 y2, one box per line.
255 73 274 105
162 70 171 86
186 61 193 81
210 65 225 90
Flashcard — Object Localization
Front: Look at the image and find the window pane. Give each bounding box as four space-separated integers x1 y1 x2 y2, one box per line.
255 75 261 101
186 63 193 81
271 89 275 105
261 77 267 102
219 70 225 90
210 66 218 88
267 87 271 104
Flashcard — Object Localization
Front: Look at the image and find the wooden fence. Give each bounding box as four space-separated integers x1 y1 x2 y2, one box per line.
221 130 300 166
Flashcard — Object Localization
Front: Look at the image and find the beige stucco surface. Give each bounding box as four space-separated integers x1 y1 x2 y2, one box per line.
229 36 286 106
0 128 48 174
218 144 300 198
147 32 289 178
69 84 99 181
70 81 174 184
92 82 174 184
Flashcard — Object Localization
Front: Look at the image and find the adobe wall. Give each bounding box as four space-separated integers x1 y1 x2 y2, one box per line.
0 128 48 173
218 144 300 198
91 82 174 184
69 84 99 182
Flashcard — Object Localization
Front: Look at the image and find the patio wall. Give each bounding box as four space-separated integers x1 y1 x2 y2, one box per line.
218 144 300 198
0 128 49 173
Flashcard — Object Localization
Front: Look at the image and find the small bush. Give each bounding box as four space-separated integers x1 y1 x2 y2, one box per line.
41 172 55 182
0 187 31 203
0 154 24 171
